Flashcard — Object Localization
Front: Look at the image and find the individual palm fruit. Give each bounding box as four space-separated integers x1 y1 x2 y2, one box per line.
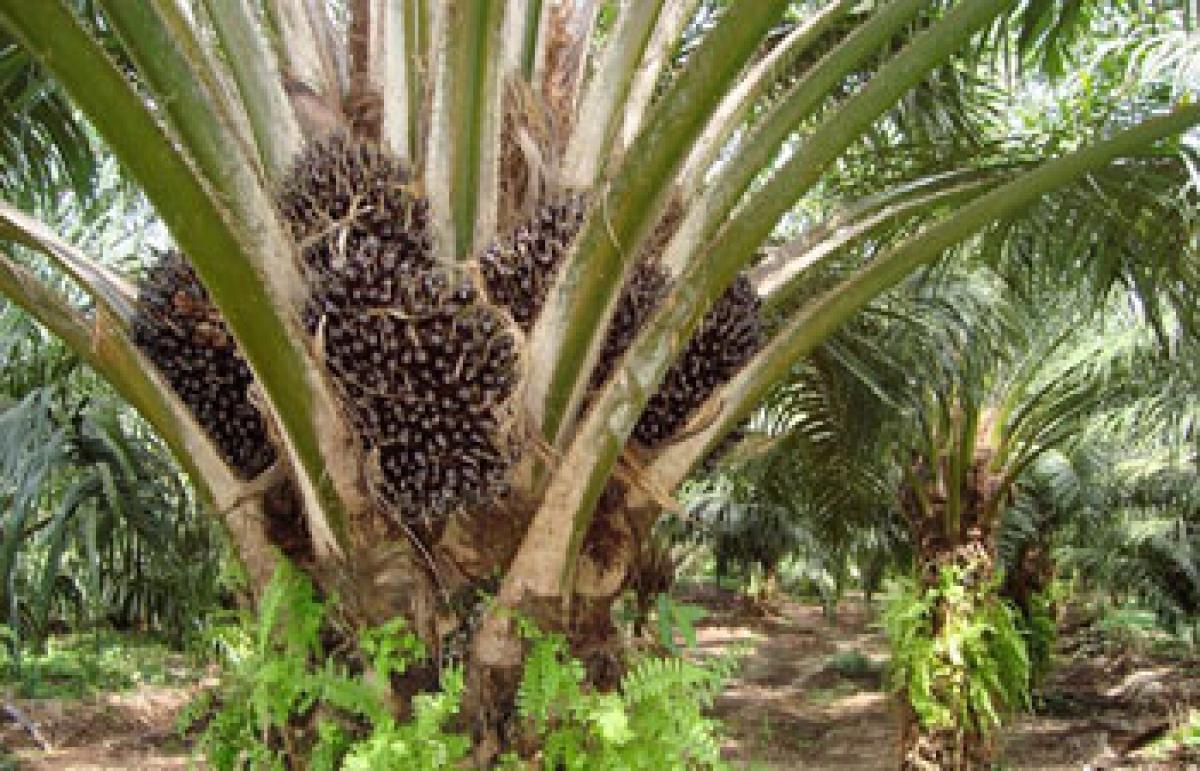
279 135 519 519
131 251 275 479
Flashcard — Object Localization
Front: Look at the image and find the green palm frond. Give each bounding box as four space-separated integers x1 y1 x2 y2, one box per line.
0 33 95 201
0 0 119 202
983 151 1199 334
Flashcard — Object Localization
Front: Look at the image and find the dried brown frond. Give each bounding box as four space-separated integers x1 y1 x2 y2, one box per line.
344 88 383 141
284 76 347 139
498 79 556 233
540 1 584 157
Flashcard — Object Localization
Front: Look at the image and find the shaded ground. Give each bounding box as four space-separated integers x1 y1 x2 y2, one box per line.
682 585 895 770
4 592 1200 768
682 585 1200 770
0 684 198 769
1004 615 1200 770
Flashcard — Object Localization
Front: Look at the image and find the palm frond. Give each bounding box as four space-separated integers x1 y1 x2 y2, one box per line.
0 32 96 202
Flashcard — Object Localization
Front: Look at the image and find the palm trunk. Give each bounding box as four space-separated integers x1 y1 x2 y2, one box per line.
1000 540 1055 625
460 575 634 764
756 564 779 609
627 524 678 640
898 531 999 770
897 449 1005 770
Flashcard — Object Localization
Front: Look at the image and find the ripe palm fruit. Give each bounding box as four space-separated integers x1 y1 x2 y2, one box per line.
131 251 275 479
480 195 671 391
279 134 519 519
276 133 429 262
479 195 587 330
276 132 434 333
632 275 763 447
483 199 763 448
318 271 520 516
587 261 670 391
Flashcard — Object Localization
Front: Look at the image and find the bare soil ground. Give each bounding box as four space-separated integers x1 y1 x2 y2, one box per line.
683 584 896 770
0 684 197 769
3 590 1199 769
682 585 1200 770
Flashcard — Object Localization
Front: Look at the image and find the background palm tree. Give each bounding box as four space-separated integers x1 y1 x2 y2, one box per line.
720 238 1196 767
0 0 1196 761
0 158 224 654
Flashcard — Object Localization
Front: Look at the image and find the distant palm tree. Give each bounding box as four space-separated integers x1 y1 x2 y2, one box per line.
0 302 225 651
734 255 1195 767
891 313 1154 765
0 0 1195 760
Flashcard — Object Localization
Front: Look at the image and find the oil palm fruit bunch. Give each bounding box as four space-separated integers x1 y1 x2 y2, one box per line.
131 251 275 479
479 195 588 330
133 128 761 520
277 134 520 519
586 261 673 394
482 198 763 448
633 274 763 447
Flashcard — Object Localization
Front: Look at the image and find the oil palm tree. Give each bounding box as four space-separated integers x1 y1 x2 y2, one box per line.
740 252 1195 768
887 274 1196 766
0 0 1196 758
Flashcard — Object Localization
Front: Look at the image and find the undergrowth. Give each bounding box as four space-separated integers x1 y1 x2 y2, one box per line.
823 649 876 679
182 562 741 769
1144 708 1200 761
1022 589 1057 686
0 626 201 698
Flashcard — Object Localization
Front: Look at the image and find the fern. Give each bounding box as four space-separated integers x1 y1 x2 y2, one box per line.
187 562 466 770
511 621 740 769
191 563 741 768
341 667 470 769
883 565 1032 740
515 628 586 732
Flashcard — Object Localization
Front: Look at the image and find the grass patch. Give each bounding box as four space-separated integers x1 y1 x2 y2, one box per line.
1 632 204 699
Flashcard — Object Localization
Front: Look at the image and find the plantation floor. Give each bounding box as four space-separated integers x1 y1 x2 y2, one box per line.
0 683 198 769
3 594 1200 768
684 584 895 769
0 635 207 770
684 585 1200 770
